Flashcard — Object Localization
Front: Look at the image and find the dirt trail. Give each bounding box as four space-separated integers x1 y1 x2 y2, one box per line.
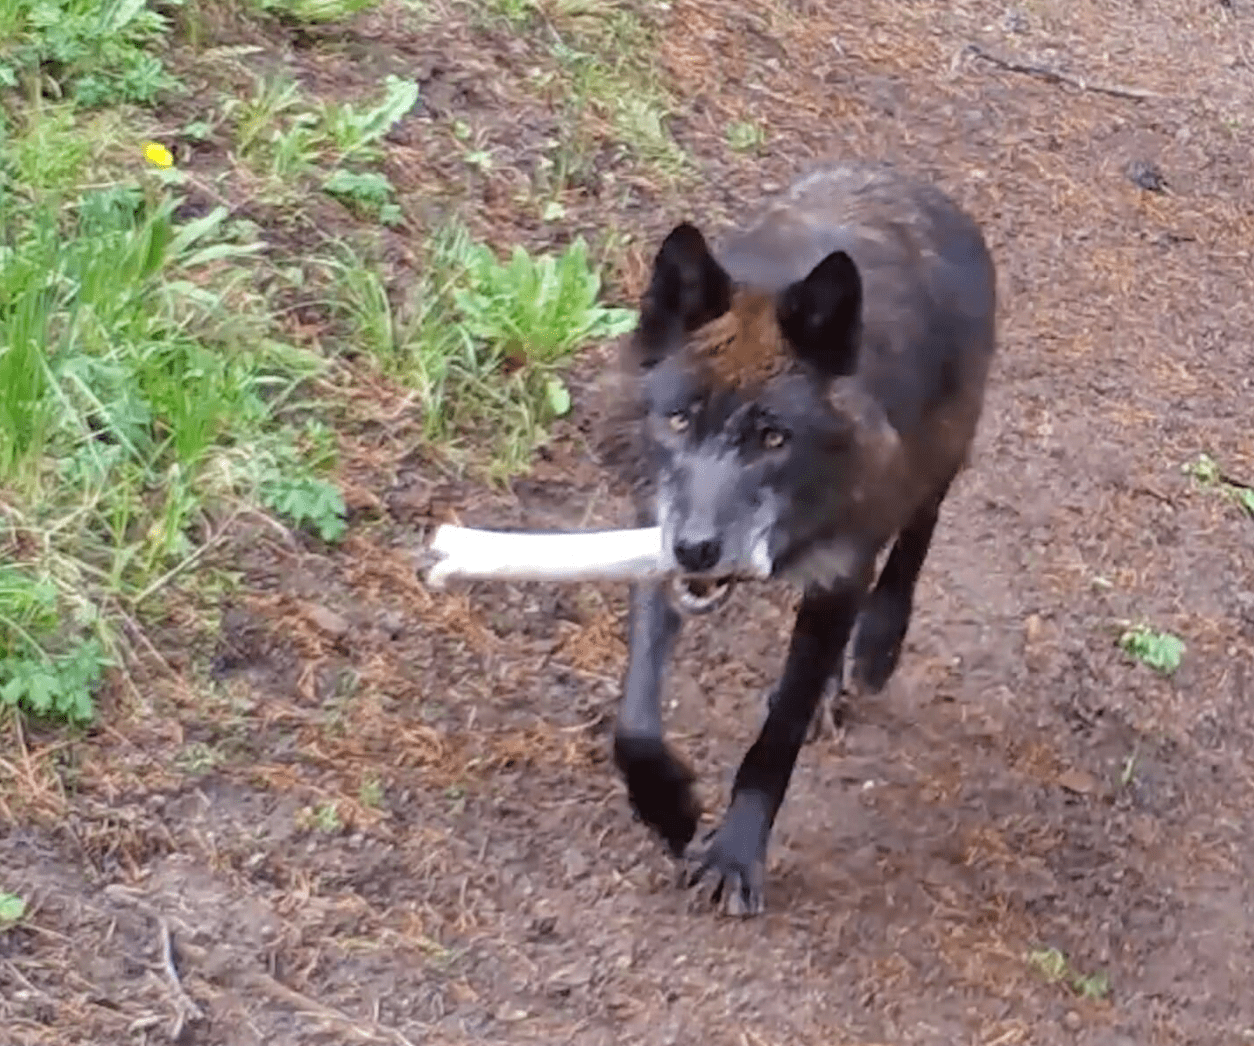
3 1 1254 1044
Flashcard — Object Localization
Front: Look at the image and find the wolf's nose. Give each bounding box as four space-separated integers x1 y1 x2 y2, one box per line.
674 538 721 573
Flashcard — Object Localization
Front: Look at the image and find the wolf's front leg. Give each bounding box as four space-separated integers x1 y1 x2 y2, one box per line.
612 580 700 857
686 581 863 916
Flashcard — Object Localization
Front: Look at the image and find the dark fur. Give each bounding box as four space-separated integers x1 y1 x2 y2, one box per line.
594 161 997 917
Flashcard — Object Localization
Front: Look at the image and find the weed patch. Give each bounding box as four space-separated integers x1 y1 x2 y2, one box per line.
480 1 689 203
1027 947 1111 1001
0 122 338 723
331 224 636 481
1184 452 1254 520
225 72 418 217
1 0 182 107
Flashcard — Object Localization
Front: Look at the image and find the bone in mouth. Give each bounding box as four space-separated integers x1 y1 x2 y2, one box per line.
671 574 736 615
424 524 667 589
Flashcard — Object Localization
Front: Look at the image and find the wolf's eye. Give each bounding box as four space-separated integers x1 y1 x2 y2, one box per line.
668 411 690 433
761 427 788 450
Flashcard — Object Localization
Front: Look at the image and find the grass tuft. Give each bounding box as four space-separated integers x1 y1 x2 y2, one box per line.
331 224 636 482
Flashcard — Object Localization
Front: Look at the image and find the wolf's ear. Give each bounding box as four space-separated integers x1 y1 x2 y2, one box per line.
776 250 862 377
636 222 733 366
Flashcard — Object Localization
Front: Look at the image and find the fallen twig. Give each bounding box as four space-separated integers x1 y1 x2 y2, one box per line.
158 918 205 1041
963 44 1166 101
3 958 55 1004
243 968 417 1046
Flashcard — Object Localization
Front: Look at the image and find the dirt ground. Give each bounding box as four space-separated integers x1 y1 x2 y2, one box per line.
3 1 1254 1044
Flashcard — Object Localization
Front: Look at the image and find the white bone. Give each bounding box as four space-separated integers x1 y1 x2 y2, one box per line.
424 524 666 589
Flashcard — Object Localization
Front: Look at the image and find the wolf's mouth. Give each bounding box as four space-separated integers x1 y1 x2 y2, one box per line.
671 574 736 615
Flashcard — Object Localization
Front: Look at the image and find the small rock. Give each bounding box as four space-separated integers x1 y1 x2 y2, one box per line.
1058 768 1099 795
1003 8 1029 32
562 847 589 880
306 603 349 638
448 980 478 1005
1126 159 1167 192
1063 1009 1083 1031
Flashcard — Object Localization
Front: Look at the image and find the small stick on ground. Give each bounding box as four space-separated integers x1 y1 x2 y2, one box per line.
242 969 417 1046
963 44 1166 101
158 918 205 1041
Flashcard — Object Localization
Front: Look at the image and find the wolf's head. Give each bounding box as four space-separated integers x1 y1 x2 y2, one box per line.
628 222 902 614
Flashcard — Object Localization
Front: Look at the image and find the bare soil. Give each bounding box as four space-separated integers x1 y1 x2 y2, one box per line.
4 1 1254 1044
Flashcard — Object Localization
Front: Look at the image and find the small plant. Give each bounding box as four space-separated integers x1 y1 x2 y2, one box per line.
1184 452 1254 519
359 774 383 808
1028 947 1069 982
228 74 418 187
322 169 403 226
260 473 348 542
1028 947 1111 1000
726 119 767 153
1074 972 1111 1001
0 891 27 924
176 741 224 774
453 235 636 364
318 75 420 165
1118 624 1185 676
313 800 342 832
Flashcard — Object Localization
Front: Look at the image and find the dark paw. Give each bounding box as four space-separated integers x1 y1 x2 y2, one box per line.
761 677 845 745
613 734 702 857
683 806 769 917
851 589 911 694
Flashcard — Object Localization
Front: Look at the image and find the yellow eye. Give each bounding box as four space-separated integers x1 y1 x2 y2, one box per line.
668 412 690 433
761 428 787 450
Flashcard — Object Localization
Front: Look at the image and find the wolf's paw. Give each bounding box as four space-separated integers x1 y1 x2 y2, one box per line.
613 734 701 857
683 803 770 917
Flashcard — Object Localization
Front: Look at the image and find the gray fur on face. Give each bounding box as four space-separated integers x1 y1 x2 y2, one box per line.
656 453 780 581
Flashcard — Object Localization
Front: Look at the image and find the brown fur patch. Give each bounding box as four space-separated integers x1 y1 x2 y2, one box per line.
689 290 792 391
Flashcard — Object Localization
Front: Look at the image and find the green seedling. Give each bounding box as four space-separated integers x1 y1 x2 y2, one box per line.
1028 947 1111 1000
1183 452 1254 519
726 119 767 153
0 892 27 924
1118 625 1184 676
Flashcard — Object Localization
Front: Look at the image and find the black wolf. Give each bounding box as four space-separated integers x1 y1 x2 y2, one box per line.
597 161 998 916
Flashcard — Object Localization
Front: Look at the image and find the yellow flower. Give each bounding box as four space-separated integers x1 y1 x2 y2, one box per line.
143 141 174 168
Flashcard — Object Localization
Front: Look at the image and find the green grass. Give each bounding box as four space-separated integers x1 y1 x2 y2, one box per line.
0 157 341 723
0 0 183 106
482 0 688 203
0 0 651 729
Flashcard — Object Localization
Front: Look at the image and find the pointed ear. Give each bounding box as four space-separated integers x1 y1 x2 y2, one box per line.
636 222 733 366
776 250 862 376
